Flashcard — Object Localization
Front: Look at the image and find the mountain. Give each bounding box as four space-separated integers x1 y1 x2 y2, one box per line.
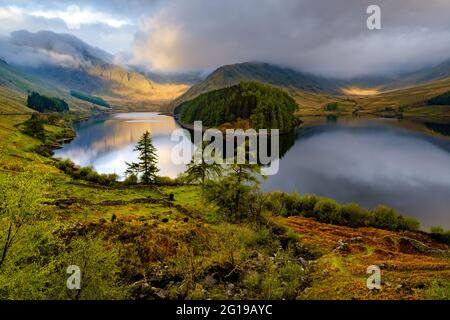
0 30 189 108
383 59 450 90
0 59 114 114
173 62 341 106
0 58 58 95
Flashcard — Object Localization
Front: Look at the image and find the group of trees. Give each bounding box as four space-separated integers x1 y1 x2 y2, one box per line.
264 192 420 232
325 102 339 111
56 160 118 186
123 131 262 222
429 226 450 245
27 92 69 113
177 81 299 132
22 114 46 141
70 90 110 108
124 130 421 232
428 91 450 106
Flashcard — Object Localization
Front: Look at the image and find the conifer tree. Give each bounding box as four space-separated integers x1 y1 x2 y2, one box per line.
125 131 159 184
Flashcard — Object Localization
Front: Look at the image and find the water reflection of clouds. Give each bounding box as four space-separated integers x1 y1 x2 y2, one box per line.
125 120 164 123
55 114 450 229
55 112 193 180
297 131 450 188
265 126 450 229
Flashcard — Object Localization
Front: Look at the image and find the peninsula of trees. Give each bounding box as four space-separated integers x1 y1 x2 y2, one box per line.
176 81 299 132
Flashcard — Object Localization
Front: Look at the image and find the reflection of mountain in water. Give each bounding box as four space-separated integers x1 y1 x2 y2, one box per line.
69 113 179 155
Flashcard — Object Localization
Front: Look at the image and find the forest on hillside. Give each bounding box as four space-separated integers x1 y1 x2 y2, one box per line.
27 92 69 113
177 81 299 131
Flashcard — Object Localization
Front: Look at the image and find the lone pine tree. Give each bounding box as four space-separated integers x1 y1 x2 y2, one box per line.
126 131 159 184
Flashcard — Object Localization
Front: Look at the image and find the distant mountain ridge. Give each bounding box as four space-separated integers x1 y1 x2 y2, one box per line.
0 30 188 107
174 59 450 108
174 62 342 106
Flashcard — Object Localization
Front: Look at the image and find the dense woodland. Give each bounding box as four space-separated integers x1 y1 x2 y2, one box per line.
428 91 450 105
70 90 110 108
27 92 69 113
177 81 299 131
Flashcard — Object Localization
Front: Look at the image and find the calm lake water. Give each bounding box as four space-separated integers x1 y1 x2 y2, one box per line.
55 112 450 229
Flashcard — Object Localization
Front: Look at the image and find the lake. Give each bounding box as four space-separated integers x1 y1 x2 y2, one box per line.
55 112 450 229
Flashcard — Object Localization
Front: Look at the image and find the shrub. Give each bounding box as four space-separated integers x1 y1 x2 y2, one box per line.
56 161 117 186
371 206 399 231
154 176 178 186
74 166 95 180
55 159 78 175
429 227 450 245
284 192 303 216
430 226 445 234
22 114 46 141
427 281 450 300
124 174 138 185
397 216 420 231
264 192 288 216
299 194 319 217
33 144 54 157
254 227 271 245
313 199 342 224
341 203 372 228
98 173 118 186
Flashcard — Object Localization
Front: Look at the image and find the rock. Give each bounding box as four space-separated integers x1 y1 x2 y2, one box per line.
151 287 167 299
334 239 350 253
350 236 363 243
399 237 450 257
202 275 217 288
299 257 309 269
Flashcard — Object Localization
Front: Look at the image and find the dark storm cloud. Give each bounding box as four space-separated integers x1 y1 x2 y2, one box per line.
1 1 450 77
131 0 450 77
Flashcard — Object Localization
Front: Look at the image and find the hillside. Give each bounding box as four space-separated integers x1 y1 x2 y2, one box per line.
176 81 299 131
173 62 341 107
172 60 450 118
0 96 449 299
0 60 100 114
0 58 63 97
1 30 189 109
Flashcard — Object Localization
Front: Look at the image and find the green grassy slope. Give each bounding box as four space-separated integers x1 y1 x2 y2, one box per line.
0 60 109 114
0 88 449 300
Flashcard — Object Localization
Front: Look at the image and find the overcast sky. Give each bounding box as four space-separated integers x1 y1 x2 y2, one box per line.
1 0 450 78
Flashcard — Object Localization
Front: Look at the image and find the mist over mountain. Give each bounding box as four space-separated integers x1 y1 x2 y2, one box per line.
0 30 189 104
0 30 113 68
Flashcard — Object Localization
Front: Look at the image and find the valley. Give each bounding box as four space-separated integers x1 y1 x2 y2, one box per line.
1 29 450 301
0 104 449 300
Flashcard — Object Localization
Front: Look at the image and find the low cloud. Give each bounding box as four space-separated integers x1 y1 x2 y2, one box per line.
0 30 112 68
130 0 450 78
